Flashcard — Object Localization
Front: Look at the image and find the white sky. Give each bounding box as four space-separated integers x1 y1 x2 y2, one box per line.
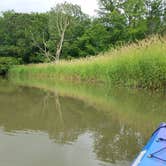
0 0 99 16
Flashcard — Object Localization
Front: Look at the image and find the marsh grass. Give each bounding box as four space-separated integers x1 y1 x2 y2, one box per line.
9 36 166 89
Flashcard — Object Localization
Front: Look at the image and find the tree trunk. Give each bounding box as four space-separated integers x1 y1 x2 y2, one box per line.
55 18 69 62
55 29 65 61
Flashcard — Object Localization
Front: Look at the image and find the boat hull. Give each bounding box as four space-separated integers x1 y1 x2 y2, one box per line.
131 123 166 166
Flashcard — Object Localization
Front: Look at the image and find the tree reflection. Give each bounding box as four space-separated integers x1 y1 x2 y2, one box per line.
0 85 157 164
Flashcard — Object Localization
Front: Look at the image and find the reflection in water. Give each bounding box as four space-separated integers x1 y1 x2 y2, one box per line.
41 91 65 141
0 78 166 166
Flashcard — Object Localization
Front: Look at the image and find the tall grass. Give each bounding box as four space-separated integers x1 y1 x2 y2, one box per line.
9 36 166 89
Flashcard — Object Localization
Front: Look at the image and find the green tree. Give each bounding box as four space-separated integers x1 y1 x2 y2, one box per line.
75 21 110 56
98 0 166 41
98 0 128 43
0 11 49 63
145 0 164 34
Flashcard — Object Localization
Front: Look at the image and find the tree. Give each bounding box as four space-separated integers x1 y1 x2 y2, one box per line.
75 20 110 56
145 0 164 34
162 1 166 34
122 0 147 40
49 2 85 61
0 11 49 63
98 0 128 42
97 0 166 42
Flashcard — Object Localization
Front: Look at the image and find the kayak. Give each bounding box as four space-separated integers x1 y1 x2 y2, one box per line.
131 122 166 166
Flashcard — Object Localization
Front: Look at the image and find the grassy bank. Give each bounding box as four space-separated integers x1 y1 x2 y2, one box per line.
9 36 166 89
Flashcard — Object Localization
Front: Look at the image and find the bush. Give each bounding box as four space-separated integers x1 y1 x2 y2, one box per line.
0 57 19 75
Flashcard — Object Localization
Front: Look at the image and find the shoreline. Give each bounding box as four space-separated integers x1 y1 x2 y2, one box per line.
9 37 166 90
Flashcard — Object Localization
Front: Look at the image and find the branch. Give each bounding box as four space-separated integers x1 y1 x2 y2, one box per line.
56 13 61 36
30 31 53 62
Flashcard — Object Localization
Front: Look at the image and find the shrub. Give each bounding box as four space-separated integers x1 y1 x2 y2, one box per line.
0 57 19 75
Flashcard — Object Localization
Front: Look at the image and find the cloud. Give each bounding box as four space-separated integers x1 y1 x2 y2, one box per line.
0 0 98 16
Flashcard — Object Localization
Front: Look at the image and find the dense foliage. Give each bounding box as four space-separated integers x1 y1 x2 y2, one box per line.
0 0 165 65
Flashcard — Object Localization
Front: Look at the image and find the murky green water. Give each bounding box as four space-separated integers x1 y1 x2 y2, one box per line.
0 78 166 166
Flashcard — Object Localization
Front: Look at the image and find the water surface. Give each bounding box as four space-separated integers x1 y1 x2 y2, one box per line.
0 78 166 166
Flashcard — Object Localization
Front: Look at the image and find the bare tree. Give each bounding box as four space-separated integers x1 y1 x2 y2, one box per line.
49 2 83 62
55 12 70 61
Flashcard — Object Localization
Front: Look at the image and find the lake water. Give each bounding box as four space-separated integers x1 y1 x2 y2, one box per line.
0 78 166 166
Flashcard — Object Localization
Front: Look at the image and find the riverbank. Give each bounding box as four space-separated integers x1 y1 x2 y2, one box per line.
9 36 166 89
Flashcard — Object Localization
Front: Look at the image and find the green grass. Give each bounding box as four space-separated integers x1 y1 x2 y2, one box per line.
9 36 166 89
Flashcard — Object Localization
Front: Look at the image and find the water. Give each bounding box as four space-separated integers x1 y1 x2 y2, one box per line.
0 78 166 166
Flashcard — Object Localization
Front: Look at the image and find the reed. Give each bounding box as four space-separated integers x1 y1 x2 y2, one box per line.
9 36 166 89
